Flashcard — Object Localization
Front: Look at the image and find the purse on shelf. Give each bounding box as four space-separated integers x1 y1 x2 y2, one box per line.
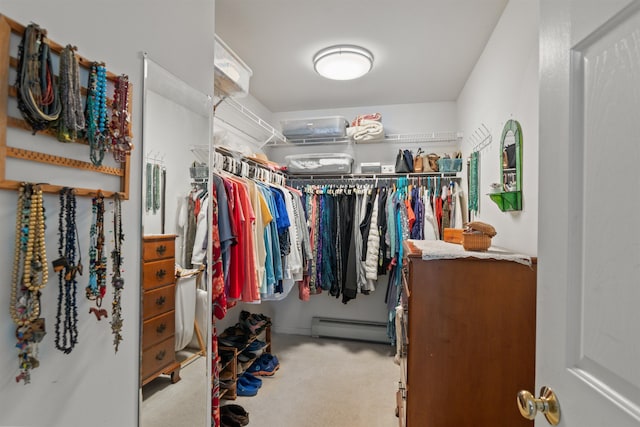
395 149 414 173
427 153 440 172
413 148 424 172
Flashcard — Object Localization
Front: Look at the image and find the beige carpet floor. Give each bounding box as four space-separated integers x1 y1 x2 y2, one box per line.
142 333 399 427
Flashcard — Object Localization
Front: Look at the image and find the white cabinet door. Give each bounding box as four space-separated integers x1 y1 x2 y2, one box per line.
537 0 640 425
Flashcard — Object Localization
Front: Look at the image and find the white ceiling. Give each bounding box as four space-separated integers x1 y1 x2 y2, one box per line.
215 0 509 113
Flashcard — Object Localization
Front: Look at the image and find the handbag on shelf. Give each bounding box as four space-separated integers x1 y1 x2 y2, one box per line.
395 149 414 173
413 148 424 172
427 153 440 172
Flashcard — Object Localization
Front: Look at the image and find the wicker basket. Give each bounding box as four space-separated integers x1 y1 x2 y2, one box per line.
462 231 492 251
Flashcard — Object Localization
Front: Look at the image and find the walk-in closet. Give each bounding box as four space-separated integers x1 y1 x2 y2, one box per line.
3 1 639 427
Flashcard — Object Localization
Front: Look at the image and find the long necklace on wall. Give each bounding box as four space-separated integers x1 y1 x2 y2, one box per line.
15 23 61 133
110 194 125 352
109 75 132 163
86 193 108 320
86 62 108 166
57 45 86 142
53 188 82 354
10 184 48 384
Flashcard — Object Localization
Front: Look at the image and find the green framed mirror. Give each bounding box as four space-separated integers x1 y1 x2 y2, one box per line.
489 119 522 211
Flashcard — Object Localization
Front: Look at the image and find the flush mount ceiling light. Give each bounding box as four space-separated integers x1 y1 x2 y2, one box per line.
313 45 374 81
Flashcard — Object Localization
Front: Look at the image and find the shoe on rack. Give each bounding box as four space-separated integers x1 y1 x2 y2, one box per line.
239 372 262 389
259 352 280 368
245 339 267 353
220 413 242 427
246 354 279 377
237 351 257 364
235 379 259 397
220 379 236 390
220 404 250 426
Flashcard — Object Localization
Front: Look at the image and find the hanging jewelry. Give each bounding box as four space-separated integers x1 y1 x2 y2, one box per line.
57 45 85 142
109 74 132 163
145 162 153 212
85 62 108 166
86 192 107 313
110 194 125 352
10 184 48 384
152 163 160 213
53 188 82 354
15 24 61 133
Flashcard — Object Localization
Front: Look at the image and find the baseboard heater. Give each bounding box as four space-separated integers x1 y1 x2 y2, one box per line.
311 317 389 344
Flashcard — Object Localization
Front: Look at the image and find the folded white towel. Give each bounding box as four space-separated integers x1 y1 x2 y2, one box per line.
348 120 385 142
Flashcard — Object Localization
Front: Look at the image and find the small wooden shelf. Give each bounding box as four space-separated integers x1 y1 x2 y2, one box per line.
489 190 522 212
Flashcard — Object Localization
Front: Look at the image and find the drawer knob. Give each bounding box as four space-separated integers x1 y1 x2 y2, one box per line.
155 296 166 306
156 245 167 255
156 269 166 280
155 350 166 361
156 323 167 334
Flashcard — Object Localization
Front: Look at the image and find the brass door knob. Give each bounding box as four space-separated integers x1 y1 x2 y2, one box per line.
517 386 561 425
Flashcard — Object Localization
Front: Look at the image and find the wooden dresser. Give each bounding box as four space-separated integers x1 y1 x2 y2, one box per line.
399 242 536 426
141 234 181 386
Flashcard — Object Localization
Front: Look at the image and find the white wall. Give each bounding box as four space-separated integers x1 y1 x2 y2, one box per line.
457 0 539 256
0 2 214 427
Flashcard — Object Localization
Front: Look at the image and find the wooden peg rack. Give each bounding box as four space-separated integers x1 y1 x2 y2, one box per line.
0 14 132 199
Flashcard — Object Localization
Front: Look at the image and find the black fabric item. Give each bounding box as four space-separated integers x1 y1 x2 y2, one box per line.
220 414 242 427
505 144 517 168
376 187 390 275
359 189 377 261
333 193 355 298
220 404 249 426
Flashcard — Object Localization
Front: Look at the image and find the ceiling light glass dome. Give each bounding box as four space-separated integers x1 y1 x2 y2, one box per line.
313 45 374 81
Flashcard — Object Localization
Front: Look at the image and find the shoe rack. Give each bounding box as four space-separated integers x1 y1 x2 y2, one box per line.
219 325 271 400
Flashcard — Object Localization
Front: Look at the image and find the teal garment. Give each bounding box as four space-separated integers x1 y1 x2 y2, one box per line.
258 184 282 296
469 151 479 212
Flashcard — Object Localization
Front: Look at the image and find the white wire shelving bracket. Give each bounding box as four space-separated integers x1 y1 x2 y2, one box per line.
265 131 463 147
470 123 492 153
216 96 289 147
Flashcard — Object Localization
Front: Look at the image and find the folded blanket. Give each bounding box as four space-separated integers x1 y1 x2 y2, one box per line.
347 119 385 142
351 113 382 127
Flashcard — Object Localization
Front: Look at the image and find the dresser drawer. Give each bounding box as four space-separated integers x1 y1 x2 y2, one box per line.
141 337 175 380
143 258 175 290
143 236 176 262
142 311 176 350
143 285 175 319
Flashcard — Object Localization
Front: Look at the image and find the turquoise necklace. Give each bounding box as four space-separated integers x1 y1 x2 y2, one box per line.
86 63 108 166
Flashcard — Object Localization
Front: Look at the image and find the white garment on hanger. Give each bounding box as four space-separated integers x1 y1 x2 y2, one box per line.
423 187 439 240
191 193 209 266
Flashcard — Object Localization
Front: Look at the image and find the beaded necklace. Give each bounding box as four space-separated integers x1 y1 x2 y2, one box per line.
15 24 61 132
85 63 108 166
110 194 125 351
10 184 48 384
57 45 85 142
109 75 132 163
54 188 81 354
86 193 107 310
145 162 153 212
153 163 160 213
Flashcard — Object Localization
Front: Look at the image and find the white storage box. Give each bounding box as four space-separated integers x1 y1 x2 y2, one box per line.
281 116 349 141
285 153 353 174
214 35 253 97
360 162 382 173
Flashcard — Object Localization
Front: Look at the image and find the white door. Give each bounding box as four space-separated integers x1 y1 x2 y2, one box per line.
537 0 640 425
